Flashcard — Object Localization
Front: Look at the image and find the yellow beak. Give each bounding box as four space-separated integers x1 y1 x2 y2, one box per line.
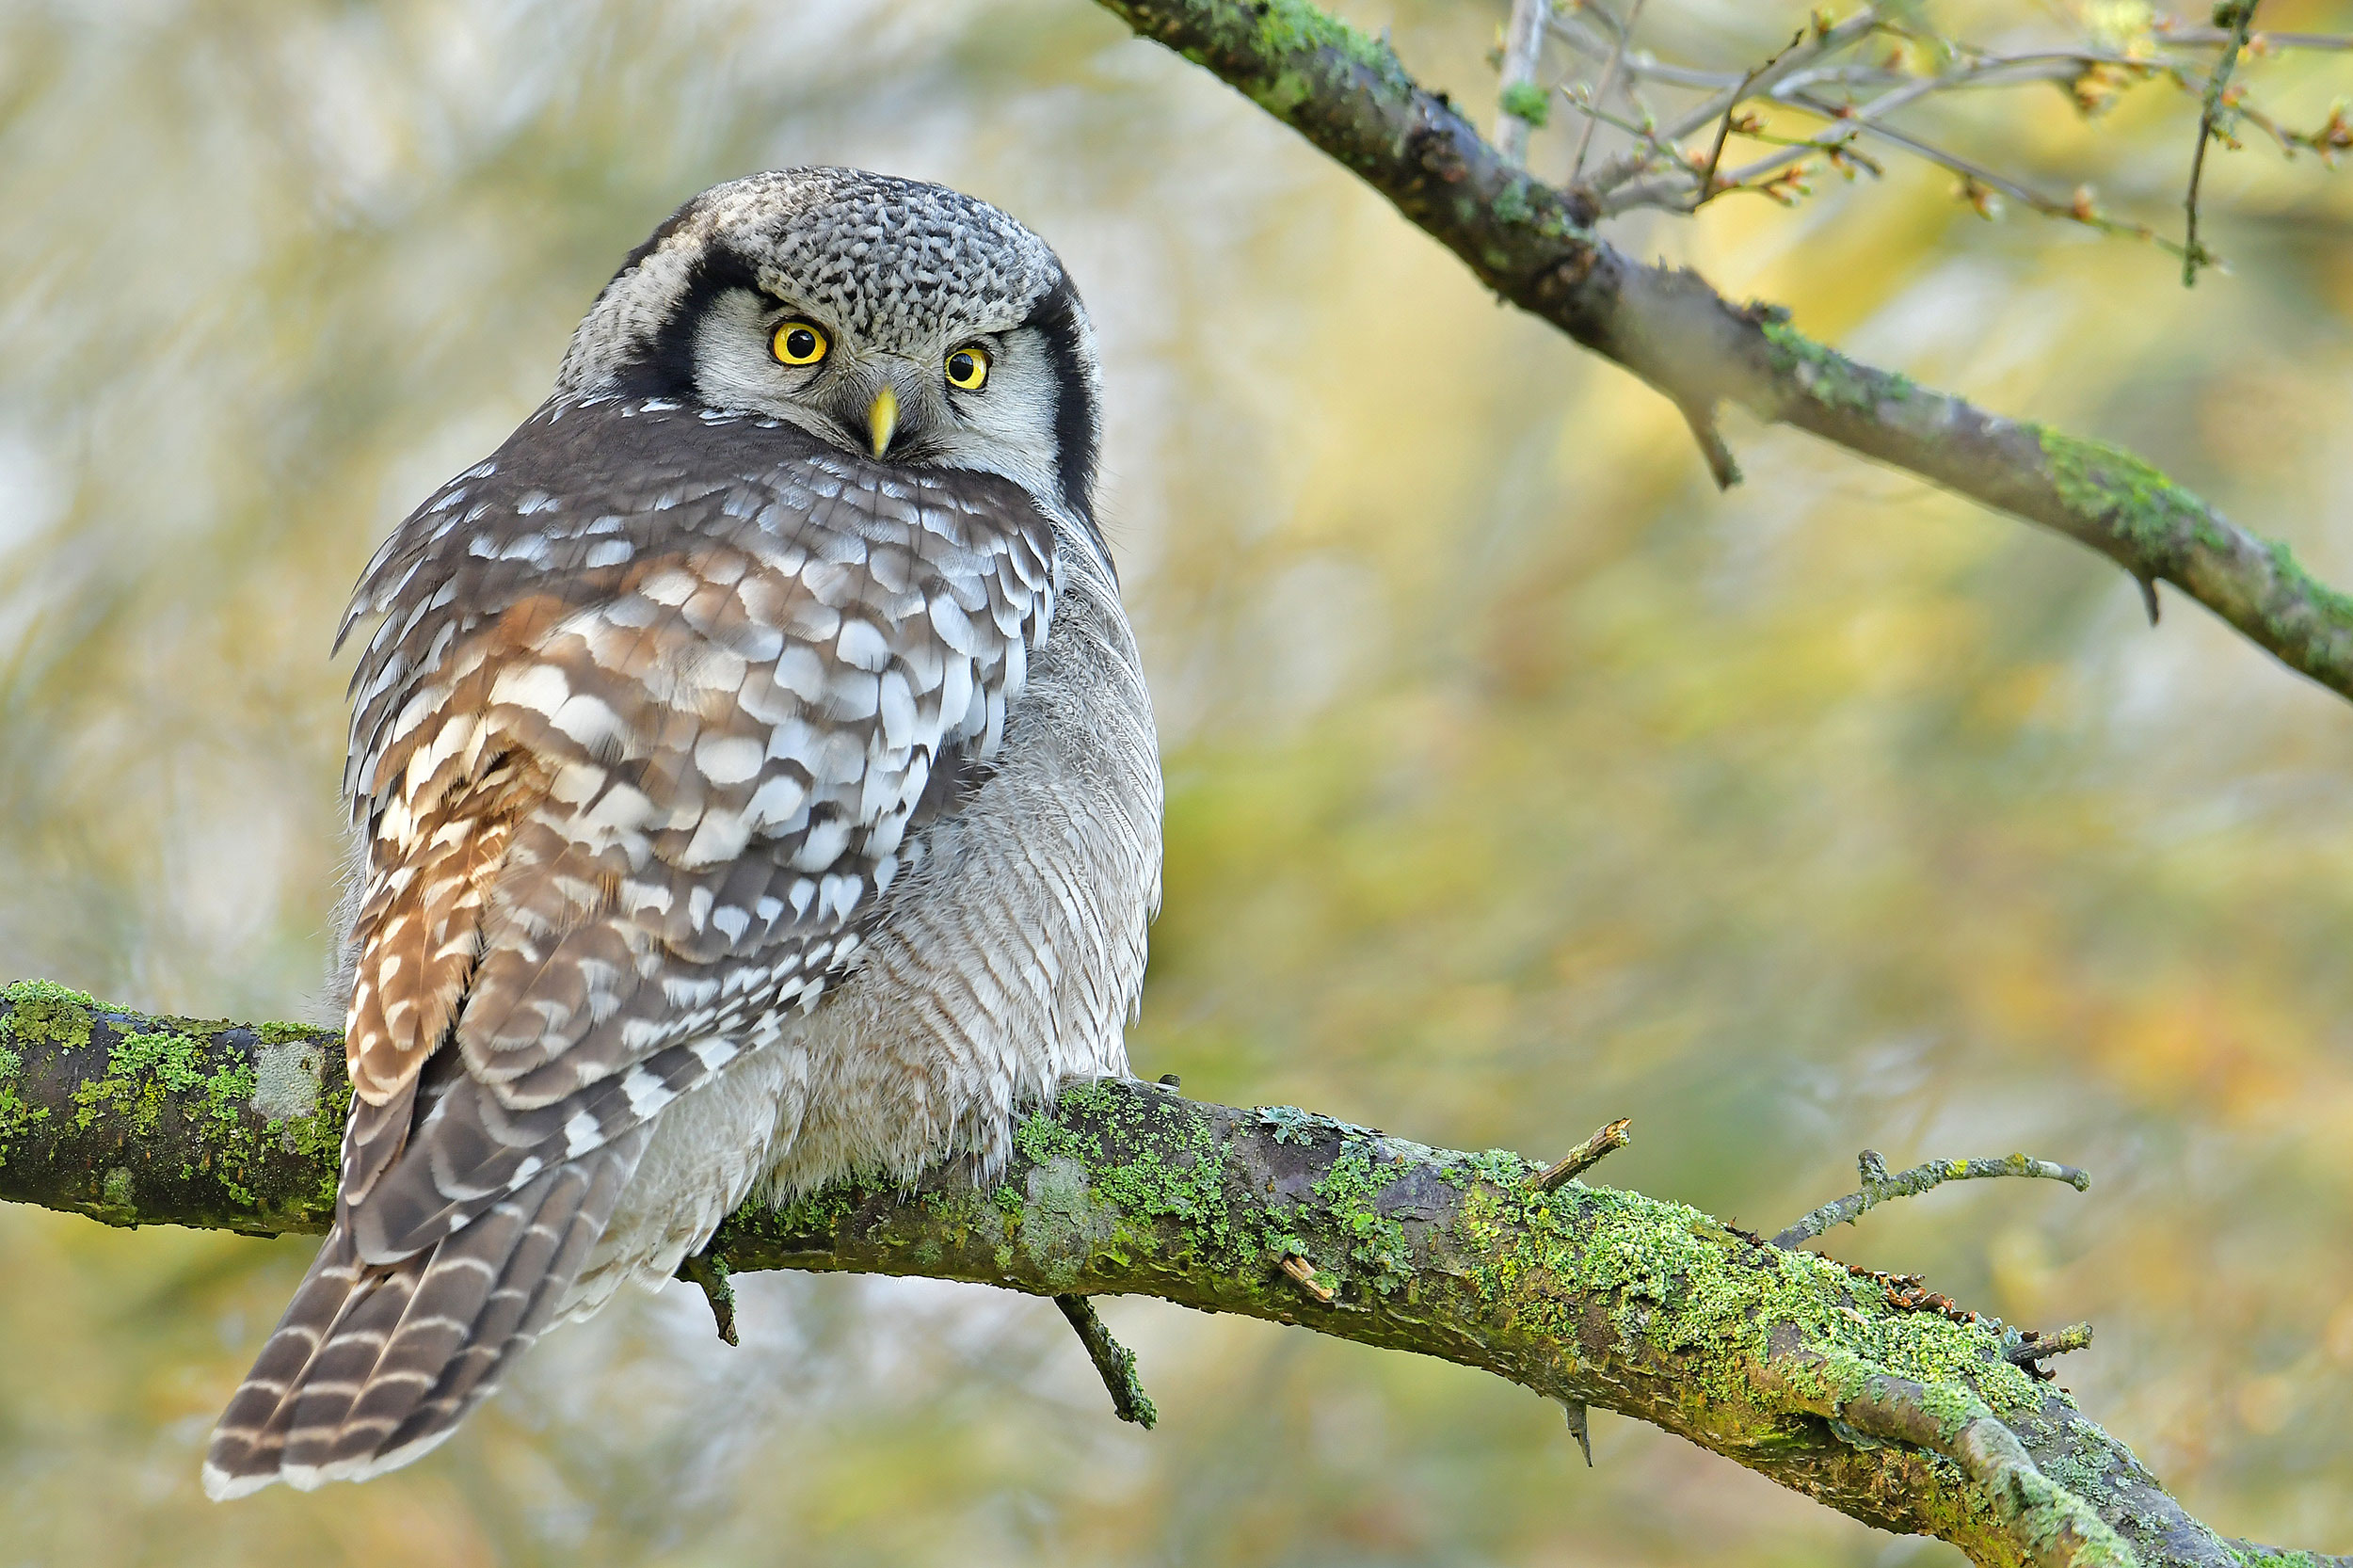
868 384 898 459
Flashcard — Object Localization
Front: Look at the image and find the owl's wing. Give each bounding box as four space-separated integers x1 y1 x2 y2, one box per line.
335 395 1056 1262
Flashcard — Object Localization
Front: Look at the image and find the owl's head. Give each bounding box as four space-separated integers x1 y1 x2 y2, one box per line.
558 168 1102 528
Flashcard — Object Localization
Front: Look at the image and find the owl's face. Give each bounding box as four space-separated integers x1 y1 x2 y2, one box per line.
557 168 1101 528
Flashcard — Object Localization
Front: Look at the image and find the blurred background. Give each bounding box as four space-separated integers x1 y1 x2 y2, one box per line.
3 0 2351 1562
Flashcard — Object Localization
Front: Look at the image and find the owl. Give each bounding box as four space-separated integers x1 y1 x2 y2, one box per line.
202 168 1162 1497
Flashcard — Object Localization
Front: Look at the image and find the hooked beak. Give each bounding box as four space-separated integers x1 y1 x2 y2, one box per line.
867 384 898 459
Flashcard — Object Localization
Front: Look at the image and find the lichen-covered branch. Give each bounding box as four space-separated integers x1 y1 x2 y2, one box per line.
5 979 2346 1567
1090 0 2353 705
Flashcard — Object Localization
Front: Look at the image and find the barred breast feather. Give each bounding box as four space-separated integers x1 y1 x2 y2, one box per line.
203 392 1070 1497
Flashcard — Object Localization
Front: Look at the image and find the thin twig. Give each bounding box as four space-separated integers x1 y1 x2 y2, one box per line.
1571 0 1644 180
1053 1293 1158 1428
1533 1117 1633 1192
1494 0 1553 168
1699 30 1801 202
678 1249 740 1346
1656 8 1883 144
1279 1251 1337 1304
1772 1150 2091 1251
2185 1 2260 286
1563 1399 1593 1465
2005 1321 2095 1371
2156 24 2353 51
1678 401 1742 488
1776 97 2196 257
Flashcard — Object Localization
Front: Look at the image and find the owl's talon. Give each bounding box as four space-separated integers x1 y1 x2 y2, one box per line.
679 1251 739 1347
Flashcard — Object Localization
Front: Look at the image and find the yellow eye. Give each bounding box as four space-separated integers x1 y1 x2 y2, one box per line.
945 344 990 392
772 320 828 366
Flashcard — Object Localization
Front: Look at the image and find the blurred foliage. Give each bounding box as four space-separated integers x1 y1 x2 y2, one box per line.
2 0 2351 1562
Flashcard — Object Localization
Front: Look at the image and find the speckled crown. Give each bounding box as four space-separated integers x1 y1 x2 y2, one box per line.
557 168 1070 392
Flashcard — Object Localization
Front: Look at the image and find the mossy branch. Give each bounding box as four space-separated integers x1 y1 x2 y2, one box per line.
1090 0 2353 704
4 980 2346 1567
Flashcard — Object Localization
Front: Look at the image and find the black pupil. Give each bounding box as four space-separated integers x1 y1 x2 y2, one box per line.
951 352 975 382
785 328 816 360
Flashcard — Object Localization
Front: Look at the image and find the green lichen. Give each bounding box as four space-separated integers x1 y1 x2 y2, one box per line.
1499 81 1550 127
11 994 351 1221
0 978 96 1053
1455 1177 2046 1425
1255 1105 1319 1145
71 1029 253 1138
1312 1150 1413 1295
1760 320 1911 413
0 1043 48 1171
1018 1081 1250 1272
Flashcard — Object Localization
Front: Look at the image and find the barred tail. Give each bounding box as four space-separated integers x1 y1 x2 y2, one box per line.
202 1132 644 1499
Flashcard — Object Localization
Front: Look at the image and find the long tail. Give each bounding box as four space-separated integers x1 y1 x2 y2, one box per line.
202 1131 644 1498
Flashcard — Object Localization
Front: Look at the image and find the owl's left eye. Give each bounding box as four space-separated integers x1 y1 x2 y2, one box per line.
772 320 829 367
945 345 990 392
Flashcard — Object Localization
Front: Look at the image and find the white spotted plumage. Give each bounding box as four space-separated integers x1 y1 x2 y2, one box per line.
205 168 1160 1499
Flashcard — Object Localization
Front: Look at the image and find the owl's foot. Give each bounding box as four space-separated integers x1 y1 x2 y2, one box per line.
1052 1293 1155 1429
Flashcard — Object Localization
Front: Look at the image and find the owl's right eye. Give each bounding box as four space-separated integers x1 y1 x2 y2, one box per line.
772 321 829 367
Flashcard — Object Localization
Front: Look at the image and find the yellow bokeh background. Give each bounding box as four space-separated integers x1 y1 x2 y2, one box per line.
3 1 2352 1562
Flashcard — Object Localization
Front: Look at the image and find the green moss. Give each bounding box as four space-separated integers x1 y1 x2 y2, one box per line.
760 1183 862 1239
1253 0 1396 74
256 1019 328 1045
2262 537 2353 631
1760 321 1910 414
0 978 96 1053
1241 0 1408 117
97 1165 136 1222
2034 425 2225 554
1498 81 1550 127
2033 427 2353 666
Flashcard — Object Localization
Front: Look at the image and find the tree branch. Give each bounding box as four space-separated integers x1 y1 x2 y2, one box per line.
1091 0 2353 707
4 978 2346 1566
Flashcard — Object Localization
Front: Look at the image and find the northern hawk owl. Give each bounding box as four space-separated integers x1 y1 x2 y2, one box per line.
203 168 1162 1497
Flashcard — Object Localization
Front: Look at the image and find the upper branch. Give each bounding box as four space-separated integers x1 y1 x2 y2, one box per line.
1091 0 2353 707
5 978 2347 1567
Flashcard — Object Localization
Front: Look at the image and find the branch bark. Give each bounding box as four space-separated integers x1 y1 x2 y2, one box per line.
2 979 2345 1567
1092 0 2353 704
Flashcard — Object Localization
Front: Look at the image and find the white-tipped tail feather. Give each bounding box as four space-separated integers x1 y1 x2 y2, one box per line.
202 1131 643 1499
